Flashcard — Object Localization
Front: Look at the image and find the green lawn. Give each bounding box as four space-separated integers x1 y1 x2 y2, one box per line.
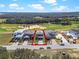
34 37 38 44
0 28 7 32
41 23 79 30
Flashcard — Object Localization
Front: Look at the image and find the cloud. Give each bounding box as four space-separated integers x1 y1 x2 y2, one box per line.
28 4 44 10
9 3 24 10
9 3 18 8
0 4 5 7
43 0 57 5
16 7 24 10
52 6 68 12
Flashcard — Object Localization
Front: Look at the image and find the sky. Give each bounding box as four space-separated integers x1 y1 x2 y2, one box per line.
0 0 79 12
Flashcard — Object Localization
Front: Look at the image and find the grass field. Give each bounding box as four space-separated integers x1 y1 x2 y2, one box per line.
0 28 7 32
41 23 79 30
0 24 21 32
0 23 79 33
0 33 11 45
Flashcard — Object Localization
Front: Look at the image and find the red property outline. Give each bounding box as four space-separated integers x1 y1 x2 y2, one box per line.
32 30 37 45
32 30 47 46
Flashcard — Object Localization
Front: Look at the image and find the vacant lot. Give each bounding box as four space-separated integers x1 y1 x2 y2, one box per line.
0 33 11 45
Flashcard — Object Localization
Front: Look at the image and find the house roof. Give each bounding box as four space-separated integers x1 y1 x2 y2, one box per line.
71 28 79 34
24 30 34 35
36 30 43 35
14 29 26 33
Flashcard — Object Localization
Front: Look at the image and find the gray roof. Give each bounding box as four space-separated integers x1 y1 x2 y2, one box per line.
36 30 43 35
71 29 79 34
12 30 56 41
24 30 34 35
44 30 56 39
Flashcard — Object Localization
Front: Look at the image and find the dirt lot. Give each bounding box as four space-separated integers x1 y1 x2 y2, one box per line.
0 33 12 45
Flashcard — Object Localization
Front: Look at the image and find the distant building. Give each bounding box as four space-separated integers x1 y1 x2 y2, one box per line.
34 16 43 19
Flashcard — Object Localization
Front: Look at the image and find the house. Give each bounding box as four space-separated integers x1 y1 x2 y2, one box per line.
72 29 79 37
23 30 34 39
11 29 26 42
36 30 44 40
44 30 56 40
64 29 79 39
11 29 34 42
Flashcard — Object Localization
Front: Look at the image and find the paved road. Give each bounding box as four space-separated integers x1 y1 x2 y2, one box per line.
1 44 79 50
51 39 58 45
11 42 19 46
22 41 28 45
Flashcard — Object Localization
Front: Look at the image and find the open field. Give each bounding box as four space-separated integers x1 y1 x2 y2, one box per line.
41 23 79 30
0 23 79 33
0 24 20 32
0 28 7 32
0 33 11 45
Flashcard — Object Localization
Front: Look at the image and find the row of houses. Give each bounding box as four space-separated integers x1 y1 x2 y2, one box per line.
11 28 79 44
11 29 57 42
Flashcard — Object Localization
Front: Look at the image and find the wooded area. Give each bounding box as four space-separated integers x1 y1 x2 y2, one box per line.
0 12 79 25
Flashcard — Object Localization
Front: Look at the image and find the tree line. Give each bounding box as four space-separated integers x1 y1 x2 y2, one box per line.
3 17 79 25
0 15 79 25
